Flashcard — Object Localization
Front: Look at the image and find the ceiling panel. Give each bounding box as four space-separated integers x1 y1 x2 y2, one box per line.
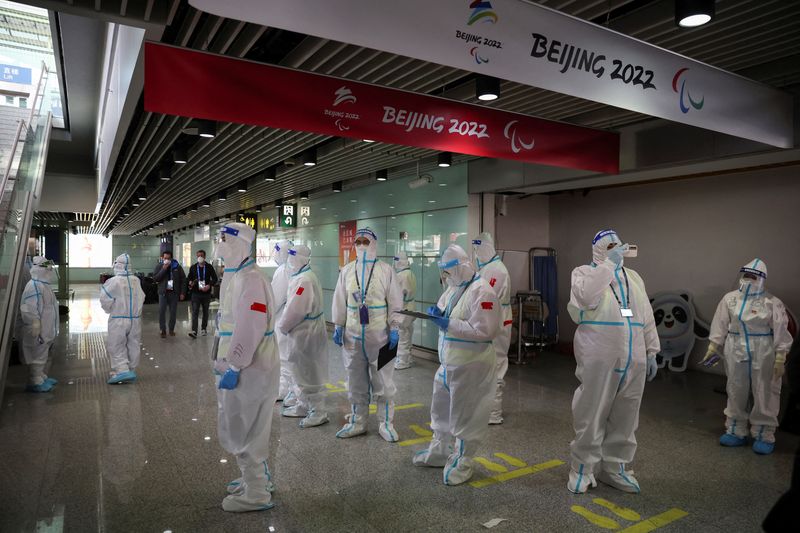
40 0 795 235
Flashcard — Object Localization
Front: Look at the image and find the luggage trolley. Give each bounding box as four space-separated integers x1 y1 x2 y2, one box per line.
512 247 558 364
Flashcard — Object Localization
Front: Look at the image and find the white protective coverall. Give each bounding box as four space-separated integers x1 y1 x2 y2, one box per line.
213 222 280 513
473 233 513 425
271 239 294 401
277 245 329 428
413 244 500 486
19 256 59 391
393 252 417 370
567 229 660 494
707 259 793 448
100 253 145 383
331 227 403 442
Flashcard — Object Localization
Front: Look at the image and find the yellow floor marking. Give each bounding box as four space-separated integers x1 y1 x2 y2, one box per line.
338 380 346 385
494 453 527 468
592 499 641 522
396 403 424 411
410 424 433 437
368 402 424 415
474 457 509 473
618 509 689 533
324 383 347 393
398 436 433 447
571 505 620 530
469 459 565 488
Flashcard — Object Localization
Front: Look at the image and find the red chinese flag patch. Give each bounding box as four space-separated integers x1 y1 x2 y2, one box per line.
503 320 513 326
296 287 305 296
481 302 494 310
489 278 497 287
250 302 267 313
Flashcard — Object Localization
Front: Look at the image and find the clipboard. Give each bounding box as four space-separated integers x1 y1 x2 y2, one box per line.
377 342 398 370
398 310 435 320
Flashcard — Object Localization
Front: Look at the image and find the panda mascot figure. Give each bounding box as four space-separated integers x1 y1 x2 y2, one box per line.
649 292 710 372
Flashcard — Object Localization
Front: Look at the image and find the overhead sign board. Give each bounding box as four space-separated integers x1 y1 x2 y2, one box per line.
236 213 258 231
1 64 32 85
278 204 297 228
188 0 793 148
144 42 619 174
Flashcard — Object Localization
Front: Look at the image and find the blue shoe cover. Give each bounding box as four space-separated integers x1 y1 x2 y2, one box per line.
45 377 58 386
719 433 746 447
753 440 775 455
107 371 137 384
26 381 54 393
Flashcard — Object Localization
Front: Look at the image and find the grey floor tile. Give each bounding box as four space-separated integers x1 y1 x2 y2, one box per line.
0 285 795 533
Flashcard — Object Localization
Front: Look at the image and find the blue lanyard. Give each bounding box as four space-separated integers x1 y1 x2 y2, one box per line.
197 264 205 281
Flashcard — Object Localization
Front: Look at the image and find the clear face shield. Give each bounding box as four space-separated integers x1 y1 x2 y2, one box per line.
738 268 765 294
437 257 460 287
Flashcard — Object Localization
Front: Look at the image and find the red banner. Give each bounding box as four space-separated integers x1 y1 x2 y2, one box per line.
144 42 619 174
338 221 357 267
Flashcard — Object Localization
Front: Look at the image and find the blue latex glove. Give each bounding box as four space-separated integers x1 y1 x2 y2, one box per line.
218 368 240 390
389 329 399 349
333 325 344 346
427 305 443 317
646 357 658 382
608 246 624 266
428 312 450 331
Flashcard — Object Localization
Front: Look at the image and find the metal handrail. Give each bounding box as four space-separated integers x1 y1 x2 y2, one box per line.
0 119 27 205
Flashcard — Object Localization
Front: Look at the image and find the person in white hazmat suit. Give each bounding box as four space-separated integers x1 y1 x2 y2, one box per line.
100 253 145 384
271 239 295 403
413 244 500 486
472 233 513 425
19 256 59 393
213 222 280 513
393 252 417 370
701 259 793 455
277 244 329 428
567 229 660 495
331 227 403 442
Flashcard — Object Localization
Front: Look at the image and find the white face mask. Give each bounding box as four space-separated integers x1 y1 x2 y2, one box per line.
355 244 368 256
197 256 205 264
163 258 171 264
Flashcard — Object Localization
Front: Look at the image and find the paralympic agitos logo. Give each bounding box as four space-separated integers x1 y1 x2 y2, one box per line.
456 1 502 65
672 68 704 114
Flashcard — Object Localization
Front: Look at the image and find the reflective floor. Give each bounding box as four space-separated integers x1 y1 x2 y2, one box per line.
0 285 794 532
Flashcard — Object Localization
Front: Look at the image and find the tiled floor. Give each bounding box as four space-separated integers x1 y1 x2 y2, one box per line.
0 285 794 532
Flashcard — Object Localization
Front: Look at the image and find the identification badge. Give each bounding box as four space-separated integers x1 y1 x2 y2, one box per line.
167 280 174 290
198 281 206 290
620 308 633 317
359 304 370 325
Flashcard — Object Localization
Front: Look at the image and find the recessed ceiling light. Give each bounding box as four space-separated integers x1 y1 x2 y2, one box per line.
476 75 500 101
363 139 375 143
675 0 714 27
428 200 436 203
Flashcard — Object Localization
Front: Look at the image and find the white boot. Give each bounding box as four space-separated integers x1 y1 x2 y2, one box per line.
222 459 275 512
413 432 452 467
299 396 328 428
377 399 399 442
597 463 640 493
442 439 474 486
335 405 368 438
567 464 597 494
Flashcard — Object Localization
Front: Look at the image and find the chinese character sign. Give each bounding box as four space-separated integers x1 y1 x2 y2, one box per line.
278 204 297 228
338 220 357 267
300 205 311 226
237 213 258 231
0 64 32 84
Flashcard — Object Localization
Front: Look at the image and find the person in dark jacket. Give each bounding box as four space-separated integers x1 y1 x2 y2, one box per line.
186 249 218 338
152 251 186 337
